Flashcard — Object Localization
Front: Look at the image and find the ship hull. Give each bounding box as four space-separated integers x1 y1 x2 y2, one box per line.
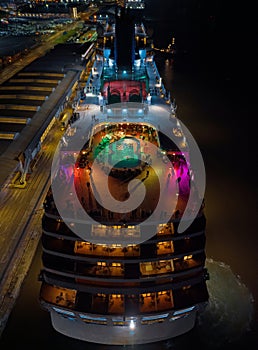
50 308 200 344
39 2 209 344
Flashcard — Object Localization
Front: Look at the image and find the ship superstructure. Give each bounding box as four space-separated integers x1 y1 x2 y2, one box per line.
39 5 209 345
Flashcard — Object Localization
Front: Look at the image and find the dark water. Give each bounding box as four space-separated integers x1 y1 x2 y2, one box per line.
0 1 257 349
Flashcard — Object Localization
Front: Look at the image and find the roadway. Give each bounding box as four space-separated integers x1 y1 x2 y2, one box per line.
0 121 63 335
0 30 90 333
0 5 99 335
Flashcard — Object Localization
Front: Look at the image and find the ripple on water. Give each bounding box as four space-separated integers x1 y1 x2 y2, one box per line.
196 258 255 348
113 259 255 350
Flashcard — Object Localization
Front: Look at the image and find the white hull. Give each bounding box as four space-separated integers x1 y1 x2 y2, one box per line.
50 309 197 345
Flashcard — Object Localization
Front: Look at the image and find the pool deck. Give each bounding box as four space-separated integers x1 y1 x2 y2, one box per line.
46 99 203 244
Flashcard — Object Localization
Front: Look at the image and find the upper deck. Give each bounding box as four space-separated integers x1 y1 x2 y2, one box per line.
45 17 205 244
45 98 204 244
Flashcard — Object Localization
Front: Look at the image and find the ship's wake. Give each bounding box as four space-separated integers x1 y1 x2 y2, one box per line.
195 258 255 349
118 259 255 350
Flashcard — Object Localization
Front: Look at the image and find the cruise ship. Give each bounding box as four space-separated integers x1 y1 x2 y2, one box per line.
39 4 209 345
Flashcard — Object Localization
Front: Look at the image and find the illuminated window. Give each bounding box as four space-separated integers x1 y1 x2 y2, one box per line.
141 313 168 325
53 307 74 316
184 255 193 260
111 262 121 267
157 223 174 235
156 241 174 254
182 285 191 291
96 293 106 298
157 290 168 296
140 259 174 276
80 314 107 325
111 294 122 299
112 317 128 326
173 306 195 315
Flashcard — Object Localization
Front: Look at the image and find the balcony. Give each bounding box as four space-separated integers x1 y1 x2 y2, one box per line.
40 280 208 316
140 259 174 276
139 290 173 313
74 241 140 257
